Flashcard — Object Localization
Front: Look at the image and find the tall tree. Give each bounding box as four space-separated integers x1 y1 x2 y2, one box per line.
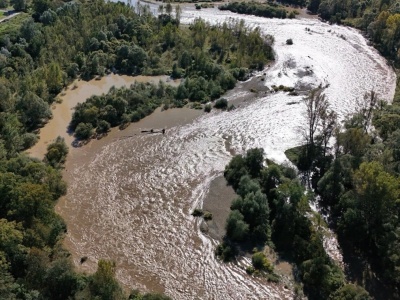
303 88 329 148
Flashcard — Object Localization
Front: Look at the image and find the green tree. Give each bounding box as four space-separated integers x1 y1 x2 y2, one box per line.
226 210 249 242
329 284 371 300
74 123 94 140
0 113 24 157
17 92 52 129
89 260 123 300
11 0 26 11
44 136 69 168
244 148 264 178
339 162 399 249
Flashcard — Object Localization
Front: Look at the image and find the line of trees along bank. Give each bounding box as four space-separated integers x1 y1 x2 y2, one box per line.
284 88 400 299
219 148 371 299
219 2 292 19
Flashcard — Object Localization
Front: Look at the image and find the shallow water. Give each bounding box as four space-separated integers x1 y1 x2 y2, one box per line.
56 8 396 299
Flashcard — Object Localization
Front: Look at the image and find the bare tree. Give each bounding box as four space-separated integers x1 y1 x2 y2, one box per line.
303 88 329 148
319 109 337 157
175 4 182 25
355 90 379 133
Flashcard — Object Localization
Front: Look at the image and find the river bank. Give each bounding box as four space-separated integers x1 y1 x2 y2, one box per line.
200 175 236 241
27 74 180 160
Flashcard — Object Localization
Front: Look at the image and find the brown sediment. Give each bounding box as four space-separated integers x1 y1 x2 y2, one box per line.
26 74 180 160
55 104 203 271
201 176 237 241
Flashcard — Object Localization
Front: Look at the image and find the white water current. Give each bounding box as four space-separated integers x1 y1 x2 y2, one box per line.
59 6 396 299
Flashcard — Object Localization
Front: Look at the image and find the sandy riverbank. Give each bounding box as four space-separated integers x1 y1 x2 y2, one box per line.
27 74 180 160
200 175 237 241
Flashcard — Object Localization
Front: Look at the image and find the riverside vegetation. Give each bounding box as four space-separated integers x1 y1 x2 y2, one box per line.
219 2 295 19
215 88 400 300
0 0 273 298
68 16 274 138
282 89 400 299
218 147 371 299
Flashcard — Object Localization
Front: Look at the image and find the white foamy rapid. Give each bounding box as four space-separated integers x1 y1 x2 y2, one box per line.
59 7 396 300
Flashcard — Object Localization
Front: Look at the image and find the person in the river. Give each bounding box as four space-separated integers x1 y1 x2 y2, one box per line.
162 128 165 134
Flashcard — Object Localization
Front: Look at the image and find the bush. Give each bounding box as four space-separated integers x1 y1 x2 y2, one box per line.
246 266 255 275
204 104 212 113
215 242 237 262
191 102 202 110
22 132 38 149
214 98 228 109
203 211 213 220
45 136 69 167
74 123 94 140
191 208 203 217
252 252 273 272
96 120 111 134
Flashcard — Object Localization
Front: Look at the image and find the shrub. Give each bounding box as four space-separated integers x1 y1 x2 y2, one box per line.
96 120 111 134
252 252 273 272
22 133 38 149
215 242 237 262
191 102 202 110
204 104 212 113
246 266 255 275
203 211 213 220
131 111 141 122
214 98 228 109
45 136 69 167
191 208 204 217
288 11 296 19
75 123 94 140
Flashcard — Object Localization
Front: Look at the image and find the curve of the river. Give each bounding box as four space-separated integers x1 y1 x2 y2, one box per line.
56 7 396 300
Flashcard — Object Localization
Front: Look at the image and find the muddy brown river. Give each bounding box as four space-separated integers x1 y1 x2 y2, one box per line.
32 7 397 300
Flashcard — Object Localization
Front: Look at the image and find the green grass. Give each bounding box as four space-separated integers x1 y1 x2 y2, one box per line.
0 13 29 36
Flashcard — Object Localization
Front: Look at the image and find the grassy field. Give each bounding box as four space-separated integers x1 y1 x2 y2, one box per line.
0 13 29 35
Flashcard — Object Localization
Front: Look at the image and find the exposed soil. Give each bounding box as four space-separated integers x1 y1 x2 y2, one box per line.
200 175 237 241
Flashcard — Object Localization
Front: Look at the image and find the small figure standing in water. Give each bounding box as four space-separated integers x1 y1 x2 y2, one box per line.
162 128 166 135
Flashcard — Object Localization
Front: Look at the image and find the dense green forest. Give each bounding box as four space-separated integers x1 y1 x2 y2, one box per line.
219 2 294 19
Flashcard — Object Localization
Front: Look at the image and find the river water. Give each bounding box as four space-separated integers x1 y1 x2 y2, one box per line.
56 6 396 299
